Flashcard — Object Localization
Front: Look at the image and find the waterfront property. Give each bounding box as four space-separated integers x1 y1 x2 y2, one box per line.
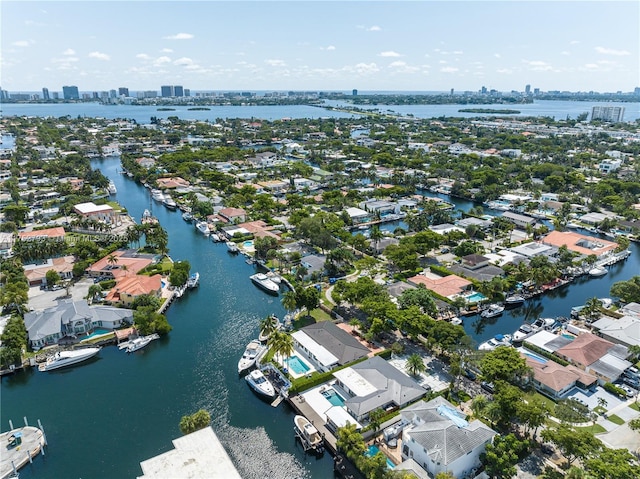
408 272 472 299
24 299 133 350
85 249 157 279
541 230 618 258
522 351 597 399
104 274 162 307
400 397 496 479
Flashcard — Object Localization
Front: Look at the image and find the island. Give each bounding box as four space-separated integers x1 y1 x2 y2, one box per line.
458 108 521 114
187 107 211 111
157 107 176 111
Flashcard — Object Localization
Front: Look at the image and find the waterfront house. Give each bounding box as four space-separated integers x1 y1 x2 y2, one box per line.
449 254 504 283
156 177 190 189
105 274 162 307
18 227 66 242
86 249 155 279
501 211 537 229
247 151 277 168
23 255 75 286
24 299 133 350
344 207 371 225
219 207 247 224
331 355 428 423
541 231 618 258
291 321 370 373
73 202 115 223
524 354 597 399
400 396 496 479
407 273 472 300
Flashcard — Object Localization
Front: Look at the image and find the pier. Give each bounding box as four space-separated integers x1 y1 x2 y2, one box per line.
0 420 47 479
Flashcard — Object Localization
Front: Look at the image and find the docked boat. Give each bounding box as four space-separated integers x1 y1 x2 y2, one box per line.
195 221 210 236
107 180 117 195
238 339 267 374
187 272 199 288
250 273 280 295
163 196 177 210
141 209 158 225
504 294 525 307
151 189 165 202
126 334 160 353
511 323 534 342
589 266 607 277
480 304 505 319
39 347 101 371
265 271 282 284
245 369 276 398
478 334 512 351
294 415 324 454
449 316 462 326
532 317 556 331
226 241 239 253
182 212 193 222
210 233 220 242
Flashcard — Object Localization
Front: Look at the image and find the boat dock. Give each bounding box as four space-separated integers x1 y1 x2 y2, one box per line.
287 393 338 453
0 421 47 479
259 363 291 407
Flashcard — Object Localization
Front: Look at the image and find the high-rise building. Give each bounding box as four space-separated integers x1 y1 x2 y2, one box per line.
118 87 129 97
42 87 50 100
52 92 59 100
174 85 184 97
481 86 487 94
534 88 540 95
184 88 190 97
352 89 358 96
62 85 80 100
525 84 531 95
591 106 625 122
161 85 174 97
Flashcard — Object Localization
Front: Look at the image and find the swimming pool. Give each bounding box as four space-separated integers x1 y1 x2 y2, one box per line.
85 328 111 340
465 292 487 303
322 388 346 407
365 445 395 469
243 240 254 247
286 355 310 375
518 348 548 364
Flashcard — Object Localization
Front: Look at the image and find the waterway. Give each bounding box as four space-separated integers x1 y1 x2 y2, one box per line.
2 157 330 479
2 99 639 123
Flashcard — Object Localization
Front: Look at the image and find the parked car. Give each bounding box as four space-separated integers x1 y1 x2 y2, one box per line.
540 444 554 455
463 369 477 380
481 381 494 393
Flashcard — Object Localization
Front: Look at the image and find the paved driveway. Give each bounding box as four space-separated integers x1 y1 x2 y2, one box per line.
563 386 624 410
27 278 93 311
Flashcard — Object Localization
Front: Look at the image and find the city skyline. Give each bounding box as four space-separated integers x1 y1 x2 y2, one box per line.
2 1 639 92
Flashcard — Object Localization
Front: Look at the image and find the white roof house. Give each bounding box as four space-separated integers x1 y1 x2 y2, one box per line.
291 330 339 370
73 202 114 215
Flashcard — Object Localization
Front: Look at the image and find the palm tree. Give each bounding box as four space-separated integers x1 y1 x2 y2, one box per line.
369 225 383 255
259 315 280 340
405 353 426 377
268 330 294 365
281 291 298 315
107 253 118 269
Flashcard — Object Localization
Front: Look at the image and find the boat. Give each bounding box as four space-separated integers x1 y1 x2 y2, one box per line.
250 273 280 295
532 317 556 331
141 209 158 225
245 369 276 398
478 334 512 351
39 347 101 371
294 415 324 454
265 271 282 284
449 316 462 326
195 221 210 236
210 233 220 242
151 189 165 202
480 304 505 319
126 334 160 353
182 212 193 222
226 241 239 253
163 196 177 210
186 272 199 288
589 266 607 277
238 339 267 374
511 323 534 342
107 180 117 195
504 294 525 307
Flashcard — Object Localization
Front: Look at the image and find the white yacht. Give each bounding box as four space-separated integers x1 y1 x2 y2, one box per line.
226 241 239 253
187 272 200 288
195 221 210 236
294 415 324 454
126 334 159 353
238 339 267 375
39 347 101 371
512 323 534 342
478 334 512 351
182 212 193 222
107 180 117 195
163 196 177 210
532 317 556 331
151 189 165 202
480 304 505 319
245 369 276 398
589 266 607 277
504 294 525 307
250 273 280 295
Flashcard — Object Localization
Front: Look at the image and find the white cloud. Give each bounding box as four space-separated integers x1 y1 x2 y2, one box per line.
160 48 173 53
52 56 79 64
494 53 501 58
440 66 459 73
523 60 553 71
63 48 76 56
265 59 286 67
174 57 194 66
164 33 194 40
136 53 151 60
595 46 630 56
561 51 570 56
584 63 599 69
379 51 401 57
497 68 513 74
12 40 30 47
154 56 172 65
324 45 336 51
570 40 580 45
367 25 381 32
88 51 110 61
388 61 421 74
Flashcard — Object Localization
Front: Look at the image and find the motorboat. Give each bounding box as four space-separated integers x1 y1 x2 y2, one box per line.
511 323 534 342
238 339 267 374
182 212 193 222
250 273 280 295
478 334 512 351
195 221 210 236
589 266 607 277
480 304 505 319
245 369 276 398
259 315 282 342
265 271 282 284
107 180 117 195
504 294 525 307
532 317 556 331
449 316 462 326
39 347 101 371
151 189 165 202
126 334 159 353
187 272 200 288
294 415 324 454
226 241 239 254
141 209 158 225
210 233 220 242
163 196 177 210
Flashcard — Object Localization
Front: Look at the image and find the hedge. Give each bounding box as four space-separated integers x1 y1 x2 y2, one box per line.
522 342 569 367
603 382 627 398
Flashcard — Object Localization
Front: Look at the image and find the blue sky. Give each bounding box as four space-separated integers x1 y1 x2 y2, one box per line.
2 1 639 93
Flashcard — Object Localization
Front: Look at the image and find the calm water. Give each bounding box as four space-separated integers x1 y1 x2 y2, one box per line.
2 158 330 479
2 99 639 122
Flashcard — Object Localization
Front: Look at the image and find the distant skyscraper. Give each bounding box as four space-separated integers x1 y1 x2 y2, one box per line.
118 87 129 97
52 92 59 100
534 88 540 95
42 87 50 100
352 89 358 96
634 87 640 95
525 84 531 95
184 88 190 97
481 86 487 94
591 106 625 122
450 88 454 96
161 85 174 97
174 85 184 97
62 85 80 100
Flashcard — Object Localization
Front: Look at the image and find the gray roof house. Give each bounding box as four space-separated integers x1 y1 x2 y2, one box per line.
24 299 133 350
400 396 496 479
332 355 428 422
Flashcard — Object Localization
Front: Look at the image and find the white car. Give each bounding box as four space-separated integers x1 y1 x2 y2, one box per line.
620 385 635 398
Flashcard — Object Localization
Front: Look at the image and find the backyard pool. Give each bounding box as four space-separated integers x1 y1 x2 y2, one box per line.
518 348 548 364
84 328 112 340
465 292 487 303
285 355 310 375
243 240 254 248
365 445 395 469
322 388 346 407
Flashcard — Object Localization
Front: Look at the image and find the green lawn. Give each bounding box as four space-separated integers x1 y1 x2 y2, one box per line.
607 414 625 425
309 308 332 323
575 424 607 434
524 390 557 411
629 402 640 412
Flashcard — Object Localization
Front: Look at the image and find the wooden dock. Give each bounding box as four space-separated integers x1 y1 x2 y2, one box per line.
0 425 46 479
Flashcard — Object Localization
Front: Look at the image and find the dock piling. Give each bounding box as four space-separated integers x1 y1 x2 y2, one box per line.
38 419 48 446
23 417 28 427
28 451 32 464
9 420 13 430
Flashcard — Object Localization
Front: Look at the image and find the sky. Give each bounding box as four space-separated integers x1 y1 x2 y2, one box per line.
2 1 639 93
